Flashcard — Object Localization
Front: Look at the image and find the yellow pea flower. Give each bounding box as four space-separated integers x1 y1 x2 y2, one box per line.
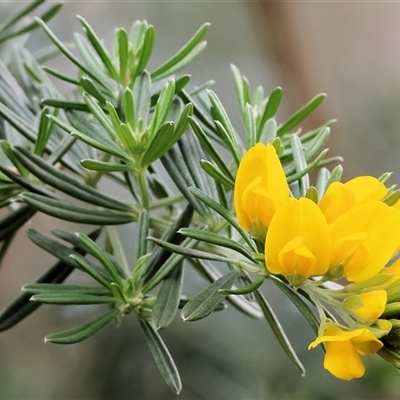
343 290 387 322
265 197 331 286
329 200 400 282
308 323 384 380
234 143 289 239
319 176 387 225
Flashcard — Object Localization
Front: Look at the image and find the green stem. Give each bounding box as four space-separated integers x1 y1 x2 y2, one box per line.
86 152 112 187
137 170 150 210
150 193 185 210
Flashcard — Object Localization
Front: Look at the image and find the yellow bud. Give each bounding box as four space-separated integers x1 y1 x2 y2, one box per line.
234 143 289 239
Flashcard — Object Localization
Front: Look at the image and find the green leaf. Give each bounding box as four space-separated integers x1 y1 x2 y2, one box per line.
151 23 209 81
208 90 242 166
325 164 343 188
42 66 80 85
136 25 155 75
0 205 36 242
0 163 56 198
148 236 232 263
82 93 116 140
23 283 110 296
189 259 263 319
134 71 151 127
142 122 175 167
178 227 253 261
199 159 234 190
286 148 328 186
31 293 116 305
161 150 210 218
150 79 175 136
219 277 264 296
80 159 133 172
254 289 305 375
45 307 120 344
181 269 239 321
0 3 63 44
270 276 320 338
123 88 135 128
289 134 309 196
76 233 124 287
79 76 106 103
13 146 133 212
136 209 149 261
142 237 198 294
0 140 29 176
0 102 36 143
41 99 89 112
151 264 183 330
117 29 129 84
177 131 218 202
315 168 331 200
244 103 257 149
142 204 193 284
78 16 118 80
20 193 136 225
189 187 256 251
70 254 112 290
230 64 249 120
257 87 282 141
71 129 129 161
139 320 182 394
277 93 326 136
0 0 45 35
189 117 234 182
0 228 101 332
35 18 107 90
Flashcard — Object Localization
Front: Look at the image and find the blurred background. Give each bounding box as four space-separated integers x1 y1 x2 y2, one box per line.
2 0 400 399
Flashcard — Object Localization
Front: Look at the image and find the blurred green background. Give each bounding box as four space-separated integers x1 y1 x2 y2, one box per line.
2 1 400 399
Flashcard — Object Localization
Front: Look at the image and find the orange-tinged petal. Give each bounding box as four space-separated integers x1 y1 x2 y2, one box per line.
234 143 289 235
266 197 331 280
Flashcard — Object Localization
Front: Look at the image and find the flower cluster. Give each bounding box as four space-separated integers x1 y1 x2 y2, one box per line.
234 142 400 380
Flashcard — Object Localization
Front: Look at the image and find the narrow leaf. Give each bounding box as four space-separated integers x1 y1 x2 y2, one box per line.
178 227 253 261
139 320 182 394
181 269 239 321
31 293 116 305
151 264 183 330
151 23 209 80
254 289 305 375
148 236 232 263
277 93 326 136
20 193 136 225
45 307 120 344
270 276 320 337
219 277 264 295
189 187 256 251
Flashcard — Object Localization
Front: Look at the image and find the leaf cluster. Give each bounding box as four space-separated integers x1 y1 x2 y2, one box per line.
0 1 343 393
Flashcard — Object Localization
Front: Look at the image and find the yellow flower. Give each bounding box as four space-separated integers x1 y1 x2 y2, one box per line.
234 143 289 238
343 290 387 322
265 197 331 285
309 322 384 380
329 200 400 282
319 176 387 225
